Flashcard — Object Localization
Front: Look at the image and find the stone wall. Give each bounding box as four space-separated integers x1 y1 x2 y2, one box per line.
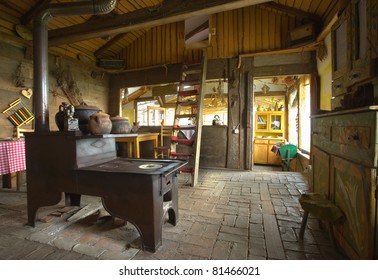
0 41 110 138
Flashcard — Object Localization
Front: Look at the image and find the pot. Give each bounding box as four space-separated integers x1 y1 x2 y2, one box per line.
88 111 112 135
110 116 131 134
73 103 101 133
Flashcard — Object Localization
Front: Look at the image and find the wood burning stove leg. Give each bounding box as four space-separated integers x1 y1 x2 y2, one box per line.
64 193 81 206
137 223 162 253
164 178 179 226
27 190 62 227
102 198 163 253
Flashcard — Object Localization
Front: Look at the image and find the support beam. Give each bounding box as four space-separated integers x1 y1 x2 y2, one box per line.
94 33 128 57
260 1 321 24
48 0 270 46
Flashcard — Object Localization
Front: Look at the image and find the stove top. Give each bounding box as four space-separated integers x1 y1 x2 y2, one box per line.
77 158 186 175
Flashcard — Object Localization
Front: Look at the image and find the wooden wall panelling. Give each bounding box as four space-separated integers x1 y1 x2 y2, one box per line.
170 22 177 63
242 6 250 53
268 9 275 50
170 23 177 64
156 25 162 65
216 12 224 58
144 27 153 65
275 13 281 49
137 34 142 68
151 26 157 65
229 10 236 56
262 7 269 50
255 6 262 51
236 8 243 53
164 23 171 63
122 22 185 69
280 11 289 47
248 6 256 53
222 11 229 57
178 23 185 62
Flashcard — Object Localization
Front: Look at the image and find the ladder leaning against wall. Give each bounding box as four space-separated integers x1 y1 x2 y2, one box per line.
170 49 207 187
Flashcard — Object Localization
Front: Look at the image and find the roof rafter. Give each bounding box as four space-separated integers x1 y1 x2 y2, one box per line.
260 1 322 25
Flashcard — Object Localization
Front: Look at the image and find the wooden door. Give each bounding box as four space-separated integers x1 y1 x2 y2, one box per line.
330 155 377 259
312 146 330 197
254 141 268 164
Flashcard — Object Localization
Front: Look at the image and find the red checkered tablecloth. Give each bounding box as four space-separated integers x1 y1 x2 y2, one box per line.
0 140 26 175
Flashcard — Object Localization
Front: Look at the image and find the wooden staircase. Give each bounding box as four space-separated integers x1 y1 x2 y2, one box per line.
170 50 207 187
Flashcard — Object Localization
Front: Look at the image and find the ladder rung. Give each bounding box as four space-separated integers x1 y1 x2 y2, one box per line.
184 60 201 66
170 152 193 157
170 136 194 146
173 124 196 130
179 79 200 86
183 69 201 75
179 167 194 173
178 89 198 97
177 101 198 106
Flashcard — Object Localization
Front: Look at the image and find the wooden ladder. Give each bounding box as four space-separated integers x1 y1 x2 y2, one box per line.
170 49 207 187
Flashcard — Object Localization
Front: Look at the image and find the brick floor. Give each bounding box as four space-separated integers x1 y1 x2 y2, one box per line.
0 169 346 260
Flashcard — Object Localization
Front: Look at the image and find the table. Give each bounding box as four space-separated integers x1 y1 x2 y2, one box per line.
0 139 26 189
115 133 159 158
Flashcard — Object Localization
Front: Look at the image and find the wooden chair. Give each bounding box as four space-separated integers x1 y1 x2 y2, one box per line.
14 126 34 139
278 143 297 171
154 125 172 158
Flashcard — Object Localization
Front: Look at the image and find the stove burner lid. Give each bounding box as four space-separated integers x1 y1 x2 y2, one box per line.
139 163 163 169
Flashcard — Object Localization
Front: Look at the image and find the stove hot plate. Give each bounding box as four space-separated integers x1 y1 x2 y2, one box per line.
138 163 163 169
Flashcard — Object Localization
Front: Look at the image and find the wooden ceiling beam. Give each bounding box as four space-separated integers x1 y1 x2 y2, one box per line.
94 33 128 57
48 0 271 46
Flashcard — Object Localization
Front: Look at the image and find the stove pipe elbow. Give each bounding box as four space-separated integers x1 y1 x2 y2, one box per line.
33 0 117 132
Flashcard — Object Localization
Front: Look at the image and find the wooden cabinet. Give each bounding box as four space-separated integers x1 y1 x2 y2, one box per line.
330 155 376 259
312 146 330 197
254 111 285 165
311 107 378 259
255 111 284 137
331 0 378 110
254 138 283 165
254 139 269 164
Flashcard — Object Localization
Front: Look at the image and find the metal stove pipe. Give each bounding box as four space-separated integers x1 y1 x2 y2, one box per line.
33 0 117 132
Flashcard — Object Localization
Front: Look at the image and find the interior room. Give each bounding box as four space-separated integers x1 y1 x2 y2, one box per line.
0 0 377 264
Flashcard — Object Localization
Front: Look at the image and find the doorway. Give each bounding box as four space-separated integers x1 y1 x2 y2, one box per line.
252 75 312 167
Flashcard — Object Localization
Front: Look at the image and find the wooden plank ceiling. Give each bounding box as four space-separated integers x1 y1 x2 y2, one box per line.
0 0 339 70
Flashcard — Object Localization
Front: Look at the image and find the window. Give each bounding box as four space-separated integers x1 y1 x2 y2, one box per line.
147 106 165 126
202 79 228 125
298 76 311 153
135 99 160 126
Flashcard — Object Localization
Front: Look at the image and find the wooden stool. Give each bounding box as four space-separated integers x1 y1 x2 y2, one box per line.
298 193 344 244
